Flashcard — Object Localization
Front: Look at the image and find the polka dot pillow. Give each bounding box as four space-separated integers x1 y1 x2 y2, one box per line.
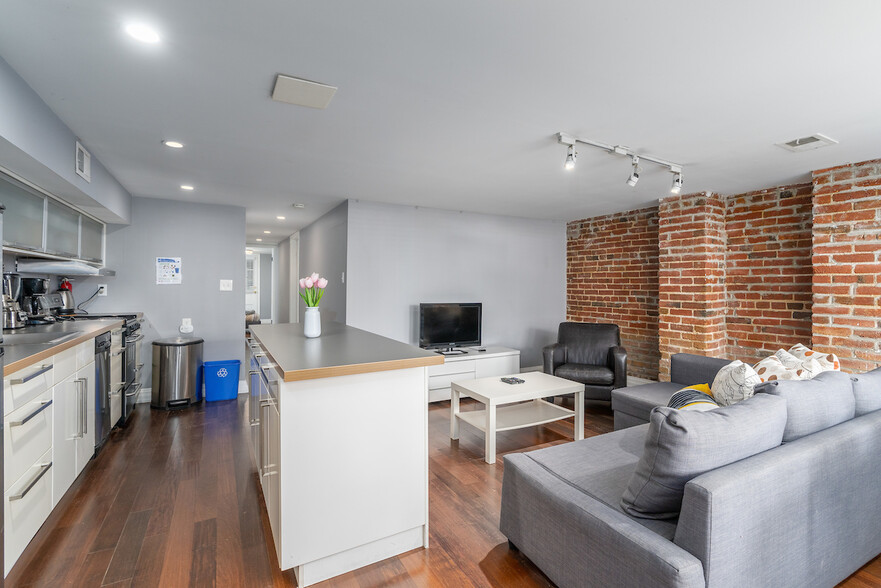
787 343 840 372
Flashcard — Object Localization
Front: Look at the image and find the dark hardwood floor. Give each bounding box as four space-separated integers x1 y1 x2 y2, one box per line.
7 394 881 587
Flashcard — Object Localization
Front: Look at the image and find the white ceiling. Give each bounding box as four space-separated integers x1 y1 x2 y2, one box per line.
2 1 880 244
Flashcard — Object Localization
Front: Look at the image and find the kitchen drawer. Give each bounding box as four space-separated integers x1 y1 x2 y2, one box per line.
4 361 54 417
5 389 53 493
54 345 78 382
428 372 476 391
4 447 53 577
427 359 476 377
76 340 94 369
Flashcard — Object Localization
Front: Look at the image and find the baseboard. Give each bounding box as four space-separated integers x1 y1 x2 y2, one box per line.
137 381 249 404
521 365 542 373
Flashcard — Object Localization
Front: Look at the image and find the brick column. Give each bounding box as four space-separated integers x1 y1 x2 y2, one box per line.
658 192 727 380
811 159 881 372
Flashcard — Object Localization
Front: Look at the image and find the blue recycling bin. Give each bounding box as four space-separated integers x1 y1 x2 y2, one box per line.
204 359 241 401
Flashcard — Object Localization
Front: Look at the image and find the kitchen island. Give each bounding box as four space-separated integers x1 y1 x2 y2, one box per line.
248 322 443 587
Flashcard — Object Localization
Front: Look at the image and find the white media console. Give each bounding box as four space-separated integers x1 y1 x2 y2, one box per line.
427 346 520 403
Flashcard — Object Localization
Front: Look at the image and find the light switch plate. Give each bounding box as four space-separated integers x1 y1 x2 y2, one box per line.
219 279 233 291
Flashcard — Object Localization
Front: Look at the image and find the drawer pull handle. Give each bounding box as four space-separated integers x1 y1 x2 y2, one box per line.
112 350 125 357
10 462 53 501
125 383 143 398
125 334 144 344
135 363 144 372
10 364 53 385
10 399 53 427
254 352 267 358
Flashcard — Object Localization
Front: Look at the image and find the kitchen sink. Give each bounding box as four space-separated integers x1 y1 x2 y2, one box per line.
0 332 80 346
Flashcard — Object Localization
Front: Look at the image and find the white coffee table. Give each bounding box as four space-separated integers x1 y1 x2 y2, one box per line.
450 372 584 464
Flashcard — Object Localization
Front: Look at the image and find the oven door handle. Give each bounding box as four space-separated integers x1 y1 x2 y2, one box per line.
125 333 144 344
125 382 143 398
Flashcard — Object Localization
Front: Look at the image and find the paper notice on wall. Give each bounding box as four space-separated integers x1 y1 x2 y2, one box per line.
156 257 182 285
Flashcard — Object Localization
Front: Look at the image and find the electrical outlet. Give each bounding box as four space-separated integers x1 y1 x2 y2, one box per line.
219 279 233 291
97 284 108 296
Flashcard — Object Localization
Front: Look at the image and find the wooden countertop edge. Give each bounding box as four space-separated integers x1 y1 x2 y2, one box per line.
4 320 124 376
279 354 444 382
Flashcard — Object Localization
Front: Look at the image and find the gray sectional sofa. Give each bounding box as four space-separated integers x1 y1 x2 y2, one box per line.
611 353 730 430
500 367 881 588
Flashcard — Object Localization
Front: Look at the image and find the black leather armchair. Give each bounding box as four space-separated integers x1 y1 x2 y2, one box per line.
543 322 627 401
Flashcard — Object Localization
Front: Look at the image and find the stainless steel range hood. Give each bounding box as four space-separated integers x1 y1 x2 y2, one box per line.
15 258 116 276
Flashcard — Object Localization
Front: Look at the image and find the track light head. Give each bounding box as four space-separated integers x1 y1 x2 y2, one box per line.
626 156 640 187
564 145 576 171
671 172 683 194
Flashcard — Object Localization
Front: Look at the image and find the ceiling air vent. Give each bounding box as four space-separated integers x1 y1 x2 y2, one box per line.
776 133 838 153
271 74 337 109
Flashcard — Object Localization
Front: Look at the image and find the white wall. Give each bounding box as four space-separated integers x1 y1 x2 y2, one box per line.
346 201 566 367
75 196 246 385
277 238 291 323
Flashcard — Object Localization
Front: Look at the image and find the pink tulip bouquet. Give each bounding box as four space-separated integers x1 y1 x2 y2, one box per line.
299 273 328 307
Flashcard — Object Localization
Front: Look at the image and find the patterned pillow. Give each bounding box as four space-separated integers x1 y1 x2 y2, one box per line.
788 343 841 372
774 349 824 379
711 360 762 406
753 355 799 383
667 384 719 412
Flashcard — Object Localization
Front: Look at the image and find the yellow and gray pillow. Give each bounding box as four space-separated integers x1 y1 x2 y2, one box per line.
667 384 719 412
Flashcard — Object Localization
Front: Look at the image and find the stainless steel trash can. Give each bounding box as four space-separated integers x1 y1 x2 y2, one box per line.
151 336 204 409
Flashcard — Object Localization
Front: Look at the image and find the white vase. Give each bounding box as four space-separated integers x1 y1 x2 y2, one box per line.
304 306 321 338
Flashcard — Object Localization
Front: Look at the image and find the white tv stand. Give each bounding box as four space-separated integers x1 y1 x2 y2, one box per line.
427 346 520 403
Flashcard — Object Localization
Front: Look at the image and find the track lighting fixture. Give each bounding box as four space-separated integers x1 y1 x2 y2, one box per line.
564 145 576 170
671 172 683 194
555 132 684 192
626 156 640 187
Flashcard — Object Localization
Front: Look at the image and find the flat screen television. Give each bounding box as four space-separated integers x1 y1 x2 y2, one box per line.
419 303 482 350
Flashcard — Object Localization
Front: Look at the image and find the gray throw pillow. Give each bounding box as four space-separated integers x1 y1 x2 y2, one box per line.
851 367 881 417
621 394 787 519
754 370 855 442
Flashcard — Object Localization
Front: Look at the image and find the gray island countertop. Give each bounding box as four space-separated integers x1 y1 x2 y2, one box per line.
250 322 443 382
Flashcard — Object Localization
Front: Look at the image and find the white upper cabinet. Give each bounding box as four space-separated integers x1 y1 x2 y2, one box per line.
0 171 105 265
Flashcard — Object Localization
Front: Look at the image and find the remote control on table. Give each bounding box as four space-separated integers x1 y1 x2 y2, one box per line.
500 377 525 385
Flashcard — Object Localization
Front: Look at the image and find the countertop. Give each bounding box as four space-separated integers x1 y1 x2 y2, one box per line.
250 322 444 382
3 319 123 376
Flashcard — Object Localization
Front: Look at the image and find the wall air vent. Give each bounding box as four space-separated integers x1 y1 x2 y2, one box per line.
776 133 838 153
271 74 337 109
75 141 91 182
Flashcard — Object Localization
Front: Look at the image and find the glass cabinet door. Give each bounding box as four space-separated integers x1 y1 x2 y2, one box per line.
80 216 103 262
0 174 45 250
46 200 80 257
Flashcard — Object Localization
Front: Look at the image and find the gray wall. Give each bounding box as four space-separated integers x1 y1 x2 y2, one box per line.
345 201 566 367
76 196 246 385
277 237 291 323
298 201 347 323
0 56 131 224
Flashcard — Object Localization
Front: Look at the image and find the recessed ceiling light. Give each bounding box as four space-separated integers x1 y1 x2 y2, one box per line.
163 140 183 149
276 216 286 220
180 185 194 191
292 203 305 209
256 238 263 242
263 230 271 234
125 23 161 44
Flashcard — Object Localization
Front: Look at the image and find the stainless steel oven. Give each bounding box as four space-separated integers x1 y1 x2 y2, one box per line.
122 320 143 423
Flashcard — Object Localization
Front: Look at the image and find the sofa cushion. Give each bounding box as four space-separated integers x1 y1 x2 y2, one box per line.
670 353 732 386
711 360 762 406
754 370 855 442
852 368 881 416
521 424 678 539
554 363 614 385
667 385 718 412
621 394 787 519
611 382 681 422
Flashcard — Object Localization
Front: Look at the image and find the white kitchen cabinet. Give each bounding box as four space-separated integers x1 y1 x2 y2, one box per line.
263 395 281 551
51 363 94 506
80 215 104 263
45 199 80 257
4 448 52 577
426 346 520 403
0 173 45 251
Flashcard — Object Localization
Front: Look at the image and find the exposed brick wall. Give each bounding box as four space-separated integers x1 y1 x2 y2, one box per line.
566 207 659 380
658 193 727 380
725 184 814 363
811 159 881 372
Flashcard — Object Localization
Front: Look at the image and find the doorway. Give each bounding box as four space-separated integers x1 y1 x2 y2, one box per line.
245 246 277 324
